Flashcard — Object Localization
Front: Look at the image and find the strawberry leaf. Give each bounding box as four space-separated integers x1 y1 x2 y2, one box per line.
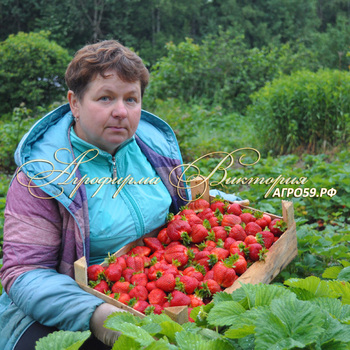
284 276 338 300
140 322 162 335
158 321 184 343
143 339 173 350
207 301 246 326
254 297 325 350
111 334 142 350
35 330 91 350
110 323 156 347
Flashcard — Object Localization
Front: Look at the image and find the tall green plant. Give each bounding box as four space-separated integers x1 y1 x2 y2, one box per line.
247 69 350 154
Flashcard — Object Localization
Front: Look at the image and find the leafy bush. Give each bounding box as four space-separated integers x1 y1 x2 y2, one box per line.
0 31 71 115
247 69 350 155
146 30 318 111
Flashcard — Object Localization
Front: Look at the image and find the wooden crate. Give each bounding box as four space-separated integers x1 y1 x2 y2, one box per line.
74 179 298 323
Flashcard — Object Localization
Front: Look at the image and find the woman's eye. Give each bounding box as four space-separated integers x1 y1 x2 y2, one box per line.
100 96 111 101
126 97 137 103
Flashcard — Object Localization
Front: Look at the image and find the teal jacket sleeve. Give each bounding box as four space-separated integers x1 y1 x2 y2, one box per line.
8 269 104 331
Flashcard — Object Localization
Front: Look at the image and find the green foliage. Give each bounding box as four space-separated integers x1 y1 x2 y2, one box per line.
147 32 318 111
0 105 42 174
0 31 71 114
35 330 91 350
248 69 350 155
143 98 260 163
104 312 232 349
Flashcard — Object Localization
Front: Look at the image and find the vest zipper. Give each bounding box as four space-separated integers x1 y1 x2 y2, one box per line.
112 154 145 236
112 156 117 178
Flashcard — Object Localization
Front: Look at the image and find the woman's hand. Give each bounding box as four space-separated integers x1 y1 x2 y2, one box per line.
90 303 125 346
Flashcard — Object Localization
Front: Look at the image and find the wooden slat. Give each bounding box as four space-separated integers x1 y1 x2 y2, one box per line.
164 306 189 324
76 282 145 318
189 176 210 202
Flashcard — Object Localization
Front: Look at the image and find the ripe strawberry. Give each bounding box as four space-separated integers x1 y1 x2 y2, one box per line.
187 214 203 227
175 275 199 295
145 304 164 315
211 226 228 241
208 216 219 227
244 235 258 246
148 288 167 305
255 213 272 229
240 212 256 224
164 244 189 267
226 203 242 216
126 256 145 272
221 214 241 227
210 247 230 261
104 263 122 282
149 250 165 262
111 280 131 294
188 198 210 212
224 237 236 250
269 219 287 237
248 243 266 261
129 246 151 257
189 294 205 308
212 257 237 288
122 268 136 282
201 240 217 251
115 256 127 270
168 290 191 306
183 265 205 282
167 220 192 241
200 279 221 295
210 197 226 214
157 228 171 245
143 256 151 268
130 272 148 287
87 264 105 281
190 223 209 243
155 273 176 292
203 270 214 281
229 224 247 241
260 230 275 249
195 250 211 268
91 280 109 293
197 208 215 220
109 292 130 305
167 213 181 223
130 299 149 314
143 237 164 252
146 281 157 292
232 254 247 275
245 222 263 236
129 285 149 301
179 206 196 216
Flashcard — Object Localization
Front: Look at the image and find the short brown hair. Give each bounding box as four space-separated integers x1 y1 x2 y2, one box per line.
65 40 149 100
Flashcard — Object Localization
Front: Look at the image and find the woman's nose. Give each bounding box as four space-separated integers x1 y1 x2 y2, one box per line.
111 100 127 118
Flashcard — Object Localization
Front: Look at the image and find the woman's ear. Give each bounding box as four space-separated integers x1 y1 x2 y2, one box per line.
67 90 80 118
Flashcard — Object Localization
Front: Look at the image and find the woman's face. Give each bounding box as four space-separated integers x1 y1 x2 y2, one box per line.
68 70 142 155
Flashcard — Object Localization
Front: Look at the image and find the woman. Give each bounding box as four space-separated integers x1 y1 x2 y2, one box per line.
0 40 188 349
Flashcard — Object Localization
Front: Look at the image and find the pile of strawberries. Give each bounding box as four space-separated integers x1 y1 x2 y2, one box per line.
87 197 287 319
